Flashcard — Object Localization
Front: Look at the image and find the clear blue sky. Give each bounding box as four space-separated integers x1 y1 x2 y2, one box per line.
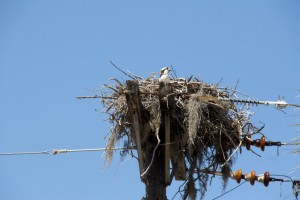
0 1 300 199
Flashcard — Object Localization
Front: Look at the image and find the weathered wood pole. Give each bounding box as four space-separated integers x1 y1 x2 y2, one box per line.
144 82 174 200
125 80 145 177
144 132 167 200
143 82 173 200
126 80 174 200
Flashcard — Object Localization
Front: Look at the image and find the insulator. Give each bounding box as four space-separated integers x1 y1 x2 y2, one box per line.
253 139 261 148
245 171 256 185
260 136 265 151
264 171 270 187
250 171 256 185
231 169 243 184
257 174 264 183
257 171 270 187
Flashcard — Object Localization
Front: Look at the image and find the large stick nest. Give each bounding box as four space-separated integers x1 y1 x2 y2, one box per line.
99 73 261 200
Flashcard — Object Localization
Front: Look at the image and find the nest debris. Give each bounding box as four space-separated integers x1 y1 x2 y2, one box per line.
99 73 261 200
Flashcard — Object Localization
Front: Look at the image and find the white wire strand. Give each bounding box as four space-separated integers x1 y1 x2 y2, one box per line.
0 147 135 156
0 140 298 156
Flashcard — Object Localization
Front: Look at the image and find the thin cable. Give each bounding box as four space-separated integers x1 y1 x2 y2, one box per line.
211 181 246 200
0 147 135 156
0 151 50 155
0 141 181 156
270 174 294 182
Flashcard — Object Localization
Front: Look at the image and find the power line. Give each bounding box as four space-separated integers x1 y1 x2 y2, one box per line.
0 147 135 156
1 146 300 198
0 151 50 156
0 142 180 157
0 139 298 156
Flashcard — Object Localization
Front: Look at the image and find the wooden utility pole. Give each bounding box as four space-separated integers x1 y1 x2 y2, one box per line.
125 80 186 200
143 82 173 200
125 80 175 200
144 127 167 200
125 80 145 177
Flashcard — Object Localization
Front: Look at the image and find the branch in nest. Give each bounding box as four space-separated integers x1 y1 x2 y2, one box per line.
103 84 120 93
221 140 242 167
127 70 144 80
76 95 117 99
109 60 135 79
109 78 124 86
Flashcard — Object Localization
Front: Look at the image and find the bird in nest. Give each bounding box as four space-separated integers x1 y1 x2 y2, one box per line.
159 67 172 82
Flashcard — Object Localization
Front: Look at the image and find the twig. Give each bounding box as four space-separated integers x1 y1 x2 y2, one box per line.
231 78 240 96
218 87 249 97
215 77 223 87
249 148 262 157
221 140 242 167
187 75 193 82
172 180 188 200
76 95 117 99
110 60 135 79
127 70 144 80
170 65 177 79
109 78 123 86
103 84 120 93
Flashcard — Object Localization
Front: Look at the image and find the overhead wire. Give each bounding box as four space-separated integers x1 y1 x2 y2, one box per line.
0 139 299 156
1 142 300 198
0 141 181 156
0 147 135 156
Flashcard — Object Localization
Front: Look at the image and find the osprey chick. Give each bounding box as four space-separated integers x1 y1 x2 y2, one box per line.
159 67 171 82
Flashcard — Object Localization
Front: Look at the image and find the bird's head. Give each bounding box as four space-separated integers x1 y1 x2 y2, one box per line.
160 67 171 76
